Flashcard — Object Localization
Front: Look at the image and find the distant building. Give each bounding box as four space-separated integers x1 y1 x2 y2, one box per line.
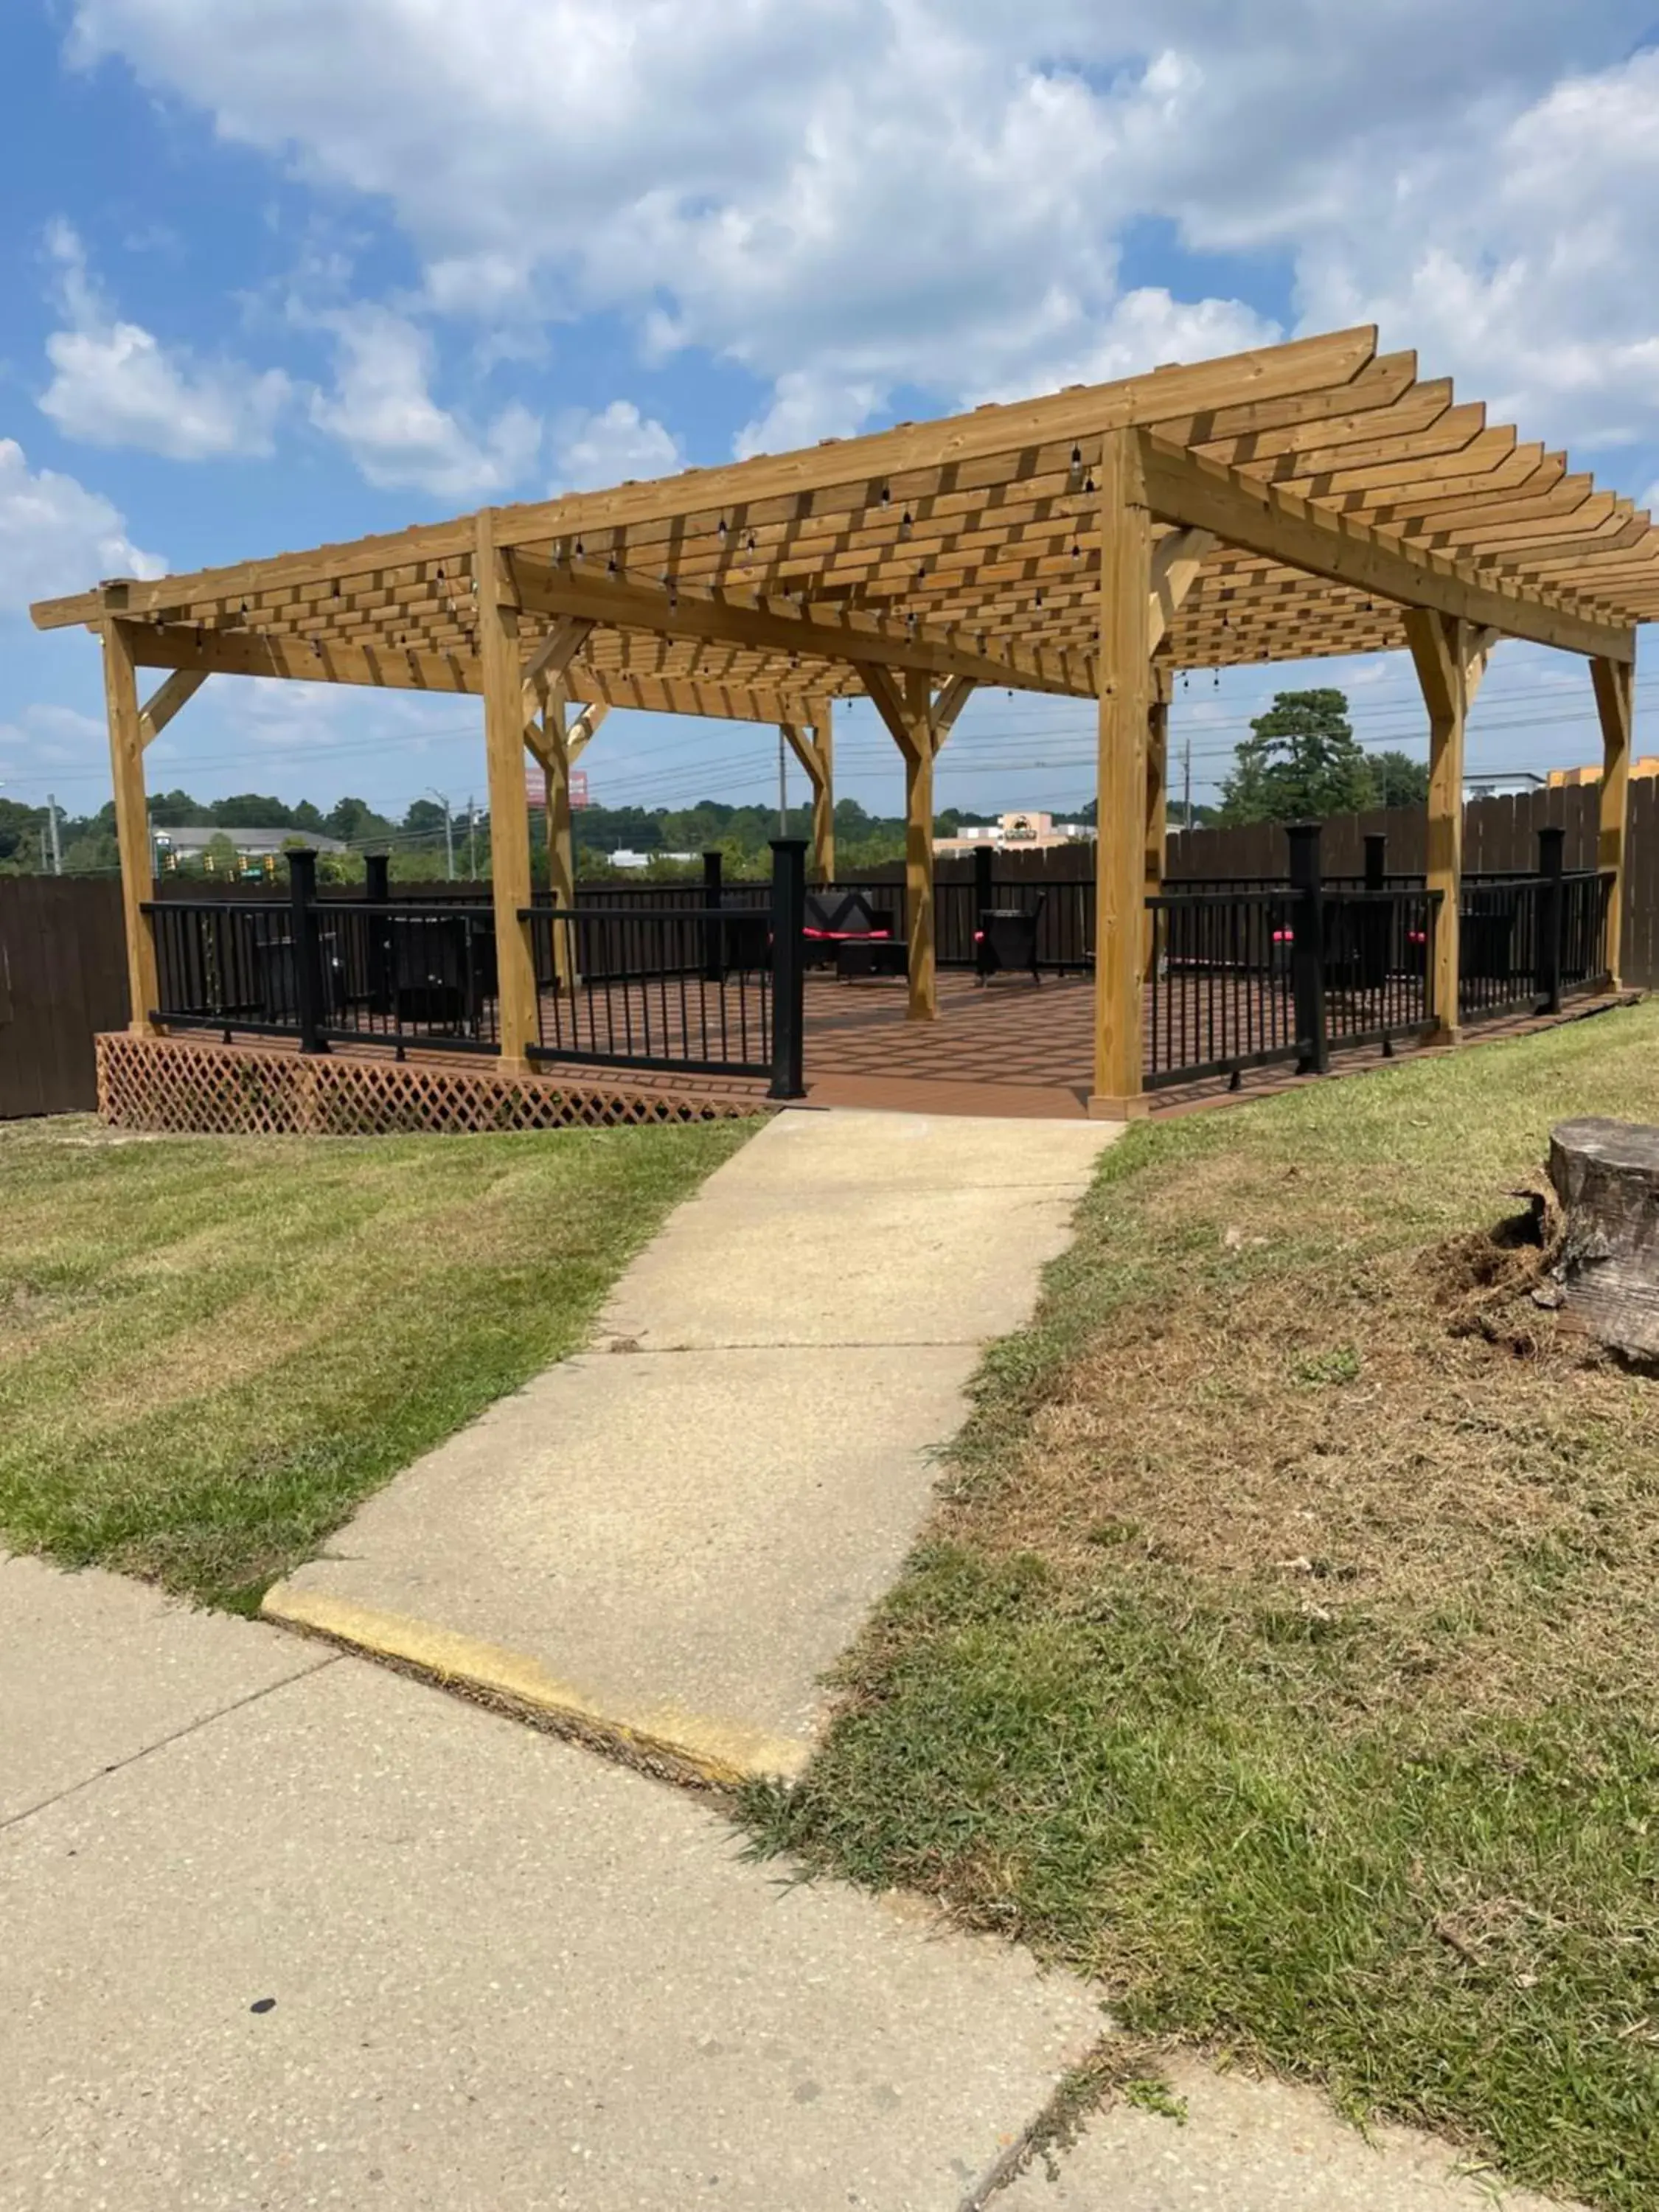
1462 773 1544 801
933 810 1093 855
603 849 698 870
156 825 347 866
1546 757 1659 790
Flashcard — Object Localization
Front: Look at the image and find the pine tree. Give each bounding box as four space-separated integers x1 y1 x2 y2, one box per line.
1219 689 1375 824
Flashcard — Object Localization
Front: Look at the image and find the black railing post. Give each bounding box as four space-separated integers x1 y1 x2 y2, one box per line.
1286 821 1328 1074
703 848 725 984
287 847 329 1053
768 837 807 1100
1537 824 1565 1015
364 851 392 1015
971 843 995 973
1363 832 1387 892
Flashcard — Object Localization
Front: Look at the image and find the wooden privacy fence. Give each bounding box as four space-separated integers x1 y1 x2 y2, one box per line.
0 877 131 1117
1169 780 1659 987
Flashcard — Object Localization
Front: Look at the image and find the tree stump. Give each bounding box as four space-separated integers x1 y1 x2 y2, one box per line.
1548 1118 1659 1360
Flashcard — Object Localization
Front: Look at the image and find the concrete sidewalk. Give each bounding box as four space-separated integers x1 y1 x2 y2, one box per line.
0 1554 1099 2211
264 1108 1113 1781
1 1557 1574 2211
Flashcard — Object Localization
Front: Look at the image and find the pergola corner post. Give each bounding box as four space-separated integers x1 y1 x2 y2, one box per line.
1089 430 1152 1119
1405 610 1498 1046
476 507 538 1071
100 614 160 1035
1590 645 1636 988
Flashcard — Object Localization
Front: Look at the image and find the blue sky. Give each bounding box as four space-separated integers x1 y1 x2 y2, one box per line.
3 1 1658 830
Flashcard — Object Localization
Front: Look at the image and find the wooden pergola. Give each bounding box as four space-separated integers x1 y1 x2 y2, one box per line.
32 323 1654 1115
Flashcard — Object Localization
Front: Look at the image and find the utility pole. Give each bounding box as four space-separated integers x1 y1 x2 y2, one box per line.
1181 731 1192 834
776 726 787 835
425 789 455 879
467 796 478 880
46 794 63 874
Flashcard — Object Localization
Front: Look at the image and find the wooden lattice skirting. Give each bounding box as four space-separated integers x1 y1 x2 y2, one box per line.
96 1031 765 1137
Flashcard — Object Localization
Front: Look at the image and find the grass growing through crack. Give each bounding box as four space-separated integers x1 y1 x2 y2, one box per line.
0 1115 749 1607
745 1003 1659 2211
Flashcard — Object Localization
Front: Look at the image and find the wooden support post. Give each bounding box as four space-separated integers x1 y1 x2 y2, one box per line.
1142 671 1170 971
1405 611 1496 1044
1091 430 1152 1118
901 671 936 1022
101 616 159 1034
476 507 537 1070
810 700 835 883
860 664 945 1021
782 703 836 883
1591 651 1635 988
535 681 577 990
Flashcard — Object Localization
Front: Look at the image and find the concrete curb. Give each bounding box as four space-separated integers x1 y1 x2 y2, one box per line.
260 1582 810 1790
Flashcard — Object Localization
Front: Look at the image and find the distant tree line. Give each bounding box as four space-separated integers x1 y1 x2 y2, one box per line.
0 692 1427 878
0 785 1004 883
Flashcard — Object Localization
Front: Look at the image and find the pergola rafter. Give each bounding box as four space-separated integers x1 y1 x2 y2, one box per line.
32 322 1649 1102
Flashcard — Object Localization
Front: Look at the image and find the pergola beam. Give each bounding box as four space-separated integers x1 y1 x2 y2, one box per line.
507 554 1093 698
1139 431 1636 663
113 619 813 724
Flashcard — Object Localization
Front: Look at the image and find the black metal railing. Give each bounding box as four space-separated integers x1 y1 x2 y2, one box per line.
1144 886 1304 1085
148 897 297 1037
1321 886 1440 1049
1559 868 1613 996
1145 824 1442 1088
147 856 501 1054
1458 874 1543 1023
521 837 806 1098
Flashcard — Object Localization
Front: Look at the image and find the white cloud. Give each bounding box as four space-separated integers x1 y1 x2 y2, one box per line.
38 220 290 459
0 437 165 612
734 371 883 460
550 400 681 490
60 1 1659 479
305 304 540 499
1285 46 1659 451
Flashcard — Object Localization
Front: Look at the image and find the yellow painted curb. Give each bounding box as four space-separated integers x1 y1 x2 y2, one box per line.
260 1582 810 1790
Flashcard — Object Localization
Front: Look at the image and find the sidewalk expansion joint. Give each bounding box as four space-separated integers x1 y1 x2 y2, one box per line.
0 1649 340 1835
261 1583 810 1795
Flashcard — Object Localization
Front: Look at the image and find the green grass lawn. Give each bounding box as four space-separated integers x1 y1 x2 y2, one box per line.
0 1115 749 1609
748 1003 1659 2212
